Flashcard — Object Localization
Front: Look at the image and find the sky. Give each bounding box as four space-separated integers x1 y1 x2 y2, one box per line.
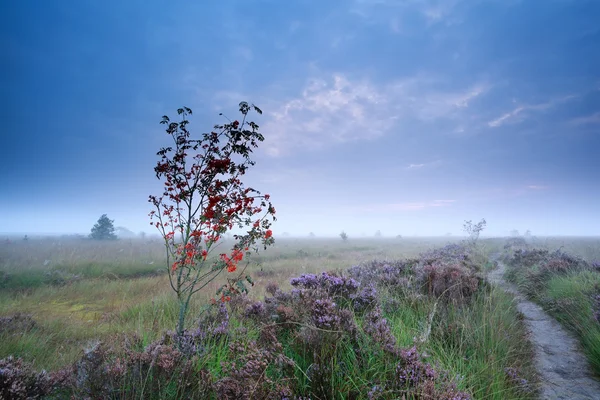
1 0 599 237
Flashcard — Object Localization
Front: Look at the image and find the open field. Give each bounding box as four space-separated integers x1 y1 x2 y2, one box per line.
2 236 599 398
0 236 461 369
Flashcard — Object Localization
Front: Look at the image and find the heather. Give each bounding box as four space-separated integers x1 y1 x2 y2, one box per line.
1 241 537 399
504 242 600 375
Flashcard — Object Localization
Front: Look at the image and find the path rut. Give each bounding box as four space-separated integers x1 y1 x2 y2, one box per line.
488 257 600 399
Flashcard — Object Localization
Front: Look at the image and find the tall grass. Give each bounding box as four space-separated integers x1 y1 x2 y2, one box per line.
545 270 600 374
387 287 537 399
504 246 600 376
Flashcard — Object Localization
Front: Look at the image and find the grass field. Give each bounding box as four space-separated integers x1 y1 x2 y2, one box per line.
0 236 541 398
0 237 456 368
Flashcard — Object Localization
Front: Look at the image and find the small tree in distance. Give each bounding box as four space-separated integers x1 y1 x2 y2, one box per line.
462 218 486 246
89 214 117 240
340 231 348 242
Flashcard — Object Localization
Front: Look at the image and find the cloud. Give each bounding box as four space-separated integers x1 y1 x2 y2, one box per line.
261 73 490 156
527 185 549 190
406 160 443 170
388 78 490 122
488 106 526 127
488 94 578 128
261 74 389 156
408 163 426 169
570 111 600 126
352 0 464 26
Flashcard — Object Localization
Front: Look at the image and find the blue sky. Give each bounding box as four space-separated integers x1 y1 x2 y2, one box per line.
1 0 599 237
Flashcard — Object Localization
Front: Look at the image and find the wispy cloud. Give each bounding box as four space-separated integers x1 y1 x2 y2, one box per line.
394 80 489 122
406 160 443 170
261 74 389 156
408 163 426 169
570 111 600 126
488 94 578 128
261 73 490 156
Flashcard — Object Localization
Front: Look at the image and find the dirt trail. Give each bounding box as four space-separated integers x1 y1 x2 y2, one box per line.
488 257 600 399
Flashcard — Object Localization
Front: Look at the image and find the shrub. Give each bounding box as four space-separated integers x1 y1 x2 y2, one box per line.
0 356 70 399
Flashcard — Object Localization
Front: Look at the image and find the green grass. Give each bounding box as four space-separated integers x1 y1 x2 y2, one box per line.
383 287 537 399
506 259 600 376
545 270 600 374
430 288 536 399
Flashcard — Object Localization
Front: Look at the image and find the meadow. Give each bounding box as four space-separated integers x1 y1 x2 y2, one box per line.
0 236 463 370
1 235 598 398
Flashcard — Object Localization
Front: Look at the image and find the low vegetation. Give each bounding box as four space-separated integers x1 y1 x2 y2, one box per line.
0 239 537 399
503 239 600 375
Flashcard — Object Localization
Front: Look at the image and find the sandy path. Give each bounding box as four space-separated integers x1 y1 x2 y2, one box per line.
488 258 600 399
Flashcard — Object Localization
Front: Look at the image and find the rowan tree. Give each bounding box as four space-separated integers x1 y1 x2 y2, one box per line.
149 102 276 335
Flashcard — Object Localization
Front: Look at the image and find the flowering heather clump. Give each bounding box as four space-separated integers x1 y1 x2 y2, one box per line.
210 301 230 335
0 356 69 399
66 304 232 397
164 302 232 356
216 326 294 399
290 272 359 299
160 327 207 357
349 244 482 305
393 346 472 399
69 336 211 398
244 300 269 323
417 262 481 303
0 313 36 335
396 346 436 386
416 244 484 303
363 305 397 354
348 259 413 288
420 244 470 264
547 249 588 271
352 284 378 312
311 298 341 329
508 248 592 293
509 248 550 267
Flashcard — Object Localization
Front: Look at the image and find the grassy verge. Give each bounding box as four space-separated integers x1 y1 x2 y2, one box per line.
504 246 600 376
385 286 536 399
